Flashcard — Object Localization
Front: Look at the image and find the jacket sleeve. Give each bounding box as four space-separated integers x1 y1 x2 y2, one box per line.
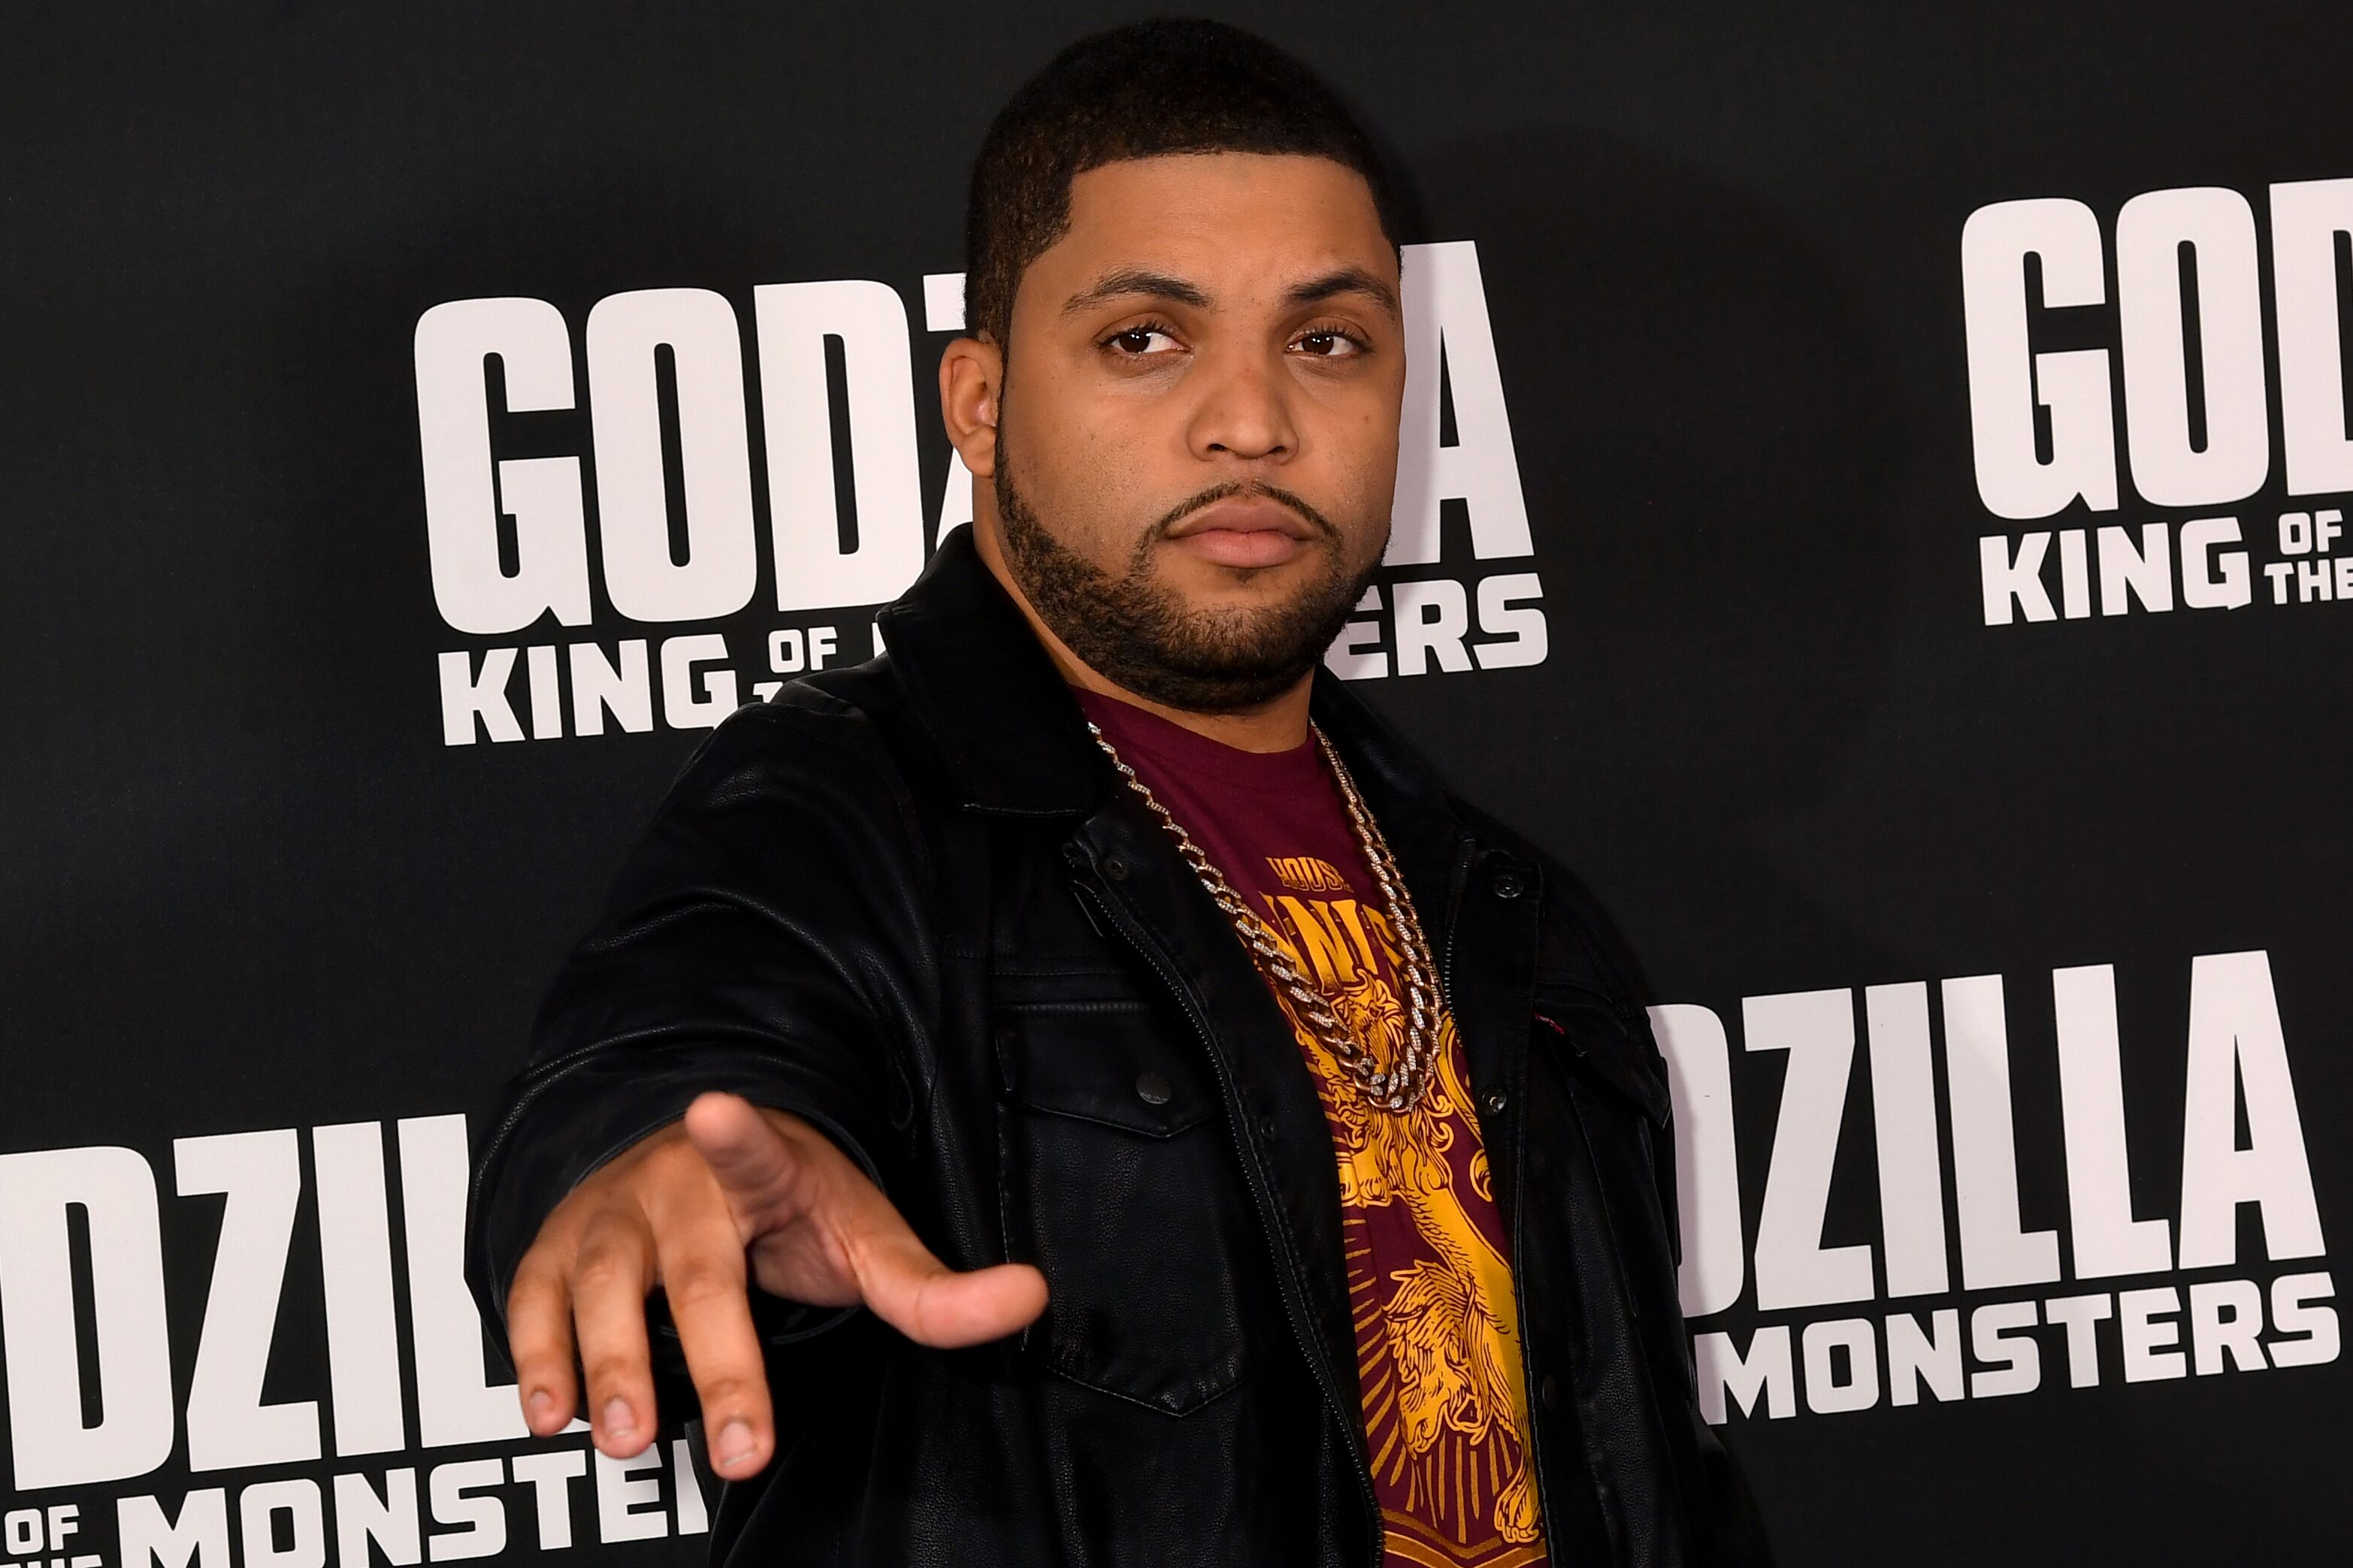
464 691 937 1358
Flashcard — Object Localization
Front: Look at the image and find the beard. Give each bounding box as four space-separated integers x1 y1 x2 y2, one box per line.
994 449 1381 715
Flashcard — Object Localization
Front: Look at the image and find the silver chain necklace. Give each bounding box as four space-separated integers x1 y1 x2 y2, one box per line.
1086 720 1444 1113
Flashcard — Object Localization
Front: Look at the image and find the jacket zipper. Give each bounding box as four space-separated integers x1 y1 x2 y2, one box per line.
1073 875 1385 1562
1436 835 1472 1023
1510 1086 1564 1558
1456 839 1567 1559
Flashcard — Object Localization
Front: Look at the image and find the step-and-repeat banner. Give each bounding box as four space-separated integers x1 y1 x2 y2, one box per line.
3 4 2345 1563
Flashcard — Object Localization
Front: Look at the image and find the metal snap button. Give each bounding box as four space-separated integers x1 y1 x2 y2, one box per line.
1102 855 1130 882
1540 1373 1559 1410
1483 1089 1509 1115
1257 1113 1280 1143
1134 1071 1172 1106
1492 869 1525 900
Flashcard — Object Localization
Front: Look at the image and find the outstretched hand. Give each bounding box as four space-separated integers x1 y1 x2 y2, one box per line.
504 1092 1048 1479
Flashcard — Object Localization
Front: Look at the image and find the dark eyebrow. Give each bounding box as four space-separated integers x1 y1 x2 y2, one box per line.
1060 267 1211 316
1284 265 1401 319
1057 263 1402 321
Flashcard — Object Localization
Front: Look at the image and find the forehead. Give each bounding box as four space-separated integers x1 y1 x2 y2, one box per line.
1033 152 1396 300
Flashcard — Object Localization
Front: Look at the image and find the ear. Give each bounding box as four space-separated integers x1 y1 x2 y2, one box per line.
938 336 1003 479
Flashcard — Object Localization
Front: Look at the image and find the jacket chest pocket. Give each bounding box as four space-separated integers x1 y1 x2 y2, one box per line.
994 998 1259 1415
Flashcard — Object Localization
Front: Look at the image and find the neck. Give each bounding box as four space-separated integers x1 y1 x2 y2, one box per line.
972 515 1314 754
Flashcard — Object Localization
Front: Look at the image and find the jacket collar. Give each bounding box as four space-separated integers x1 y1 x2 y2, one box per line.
874 527 1104 817
877 526 1468 869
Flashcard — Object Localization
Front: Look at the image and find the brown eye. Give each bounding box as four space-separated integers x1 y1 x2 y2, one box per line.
1293 331 1361 358
1107 327 1178 356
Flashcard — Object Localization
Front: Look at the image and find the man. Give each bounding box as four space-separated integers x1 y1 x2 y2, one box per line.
468 19 1770 1567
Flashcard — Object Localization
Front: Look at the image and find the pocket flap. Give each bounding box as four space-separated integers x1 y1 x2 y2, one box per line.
1535 986 1671 1127
998 1003 1217 1138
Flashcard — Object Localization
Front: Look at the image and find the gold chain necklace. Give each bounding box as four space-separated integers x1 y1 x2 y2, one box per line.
1086 720 1444 1113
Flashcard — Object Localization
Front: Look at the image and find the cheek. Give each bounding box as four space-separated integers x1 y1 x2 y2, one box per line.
1314 434 1400 569
1302 381 1401 500
1003 407 1147 562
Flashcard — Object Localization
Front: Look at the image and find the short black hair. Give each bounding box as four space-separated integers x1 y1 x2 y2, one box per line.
963 18 1403 352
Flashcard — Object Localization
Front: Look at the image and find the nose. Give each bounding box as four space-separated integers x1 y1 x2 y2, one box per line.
1184 343 1298 465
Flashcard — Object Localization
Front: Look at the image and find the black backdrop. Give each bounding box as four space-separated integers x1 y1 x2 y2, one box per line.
4 3 2348 1563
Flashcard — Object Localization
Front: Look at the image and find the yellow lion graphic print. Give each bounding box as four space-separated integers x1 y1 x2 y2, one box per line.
1257 889 1542 1563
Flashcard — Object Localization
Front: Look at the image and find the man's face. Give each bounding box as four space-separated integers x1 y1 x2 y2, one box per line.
981 153 1405 712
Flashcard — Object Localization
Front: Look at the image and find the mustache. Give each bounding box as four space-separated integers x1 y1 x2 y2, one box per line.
1145 480 1341 542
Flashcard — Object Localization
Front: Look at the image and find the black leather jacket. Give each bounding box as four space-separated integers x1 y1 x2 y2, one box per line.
467 529 1772 1567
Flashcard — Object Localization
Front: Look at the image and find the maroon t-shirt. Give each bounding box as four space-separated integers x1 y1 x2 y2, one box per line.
1078 690 1548 1568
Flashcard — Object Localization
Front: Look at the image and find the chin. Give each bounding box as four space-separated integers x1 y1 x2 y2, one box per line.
1165 582 1327 635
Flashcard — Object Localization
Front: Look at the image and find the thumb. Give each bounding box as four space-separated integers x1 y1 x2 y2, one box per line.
681 1092 1047 1345
848 1214 1050 1349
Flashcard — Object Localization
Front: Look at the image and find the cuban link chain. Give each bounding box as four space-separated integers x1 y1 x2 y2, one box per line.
1086 720 1444 1113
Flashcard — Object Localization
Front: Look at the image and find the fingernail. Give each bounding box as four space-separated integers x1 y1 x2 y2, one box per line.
715 1418 756 1468
602 1397 634 1440
525 1389 555 1427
